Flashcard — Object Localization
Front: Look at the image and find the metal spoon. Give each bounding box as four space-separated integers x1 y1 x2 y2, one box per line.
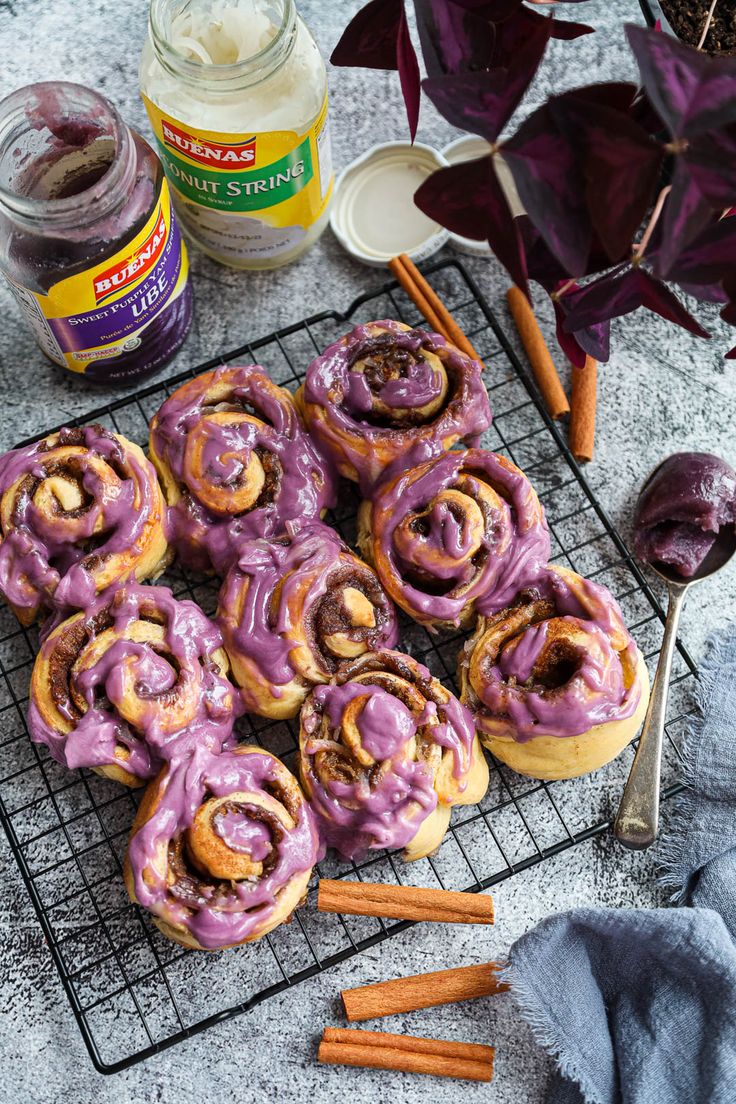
614 523 736 850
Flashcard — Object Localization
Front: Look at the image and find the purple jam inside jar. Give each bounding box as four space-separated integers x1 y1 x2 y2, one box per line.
0 82 192 384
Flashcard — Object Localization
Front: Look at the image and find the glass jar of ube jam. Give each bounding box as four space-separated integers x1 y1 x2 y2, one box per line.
0 82 192 383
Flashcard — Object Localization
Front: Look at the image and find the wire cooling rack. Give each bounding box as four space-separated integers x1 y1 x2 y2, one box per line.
0 258 696 1073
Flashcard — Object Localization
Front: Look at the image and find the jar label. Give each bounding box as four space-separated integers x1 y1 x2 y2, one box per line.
141 92 333 262
2 180 189 374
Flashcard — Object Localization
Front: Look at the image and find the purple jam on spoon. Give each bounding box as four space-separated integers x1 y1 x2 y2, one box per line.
633 452 736 578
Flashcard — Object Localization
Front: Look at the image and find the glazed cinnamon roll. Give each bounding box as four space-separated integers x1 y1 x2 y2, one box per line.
0 425 168 625
149 365 336 574
358 448 550 630
299 649 489 862
296 320 492 491
124 745 319 950
217 522 398 719
29 583 237 787
458 566 650 780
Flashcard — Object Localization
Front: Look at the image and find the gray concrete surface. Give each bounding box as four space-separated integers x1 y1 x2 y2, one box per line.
0 1 734 1101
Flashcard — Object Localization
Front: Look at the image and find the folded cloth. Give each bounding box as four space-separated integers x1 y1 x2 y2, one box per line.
503 627 736 1104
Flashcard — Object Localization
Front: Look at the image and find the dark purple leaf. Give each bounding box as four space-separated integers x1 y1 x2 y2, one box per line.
503 101 591 276
397 9 421 138
414 0 495 76
684 125 736 208
331 0 421 140
550 96 663 262
719 278 736 328
414 155 529 292
563 265 711 338
519 217 570 287
678 281 729 304
656 164 714 276
666 215 736 287
554 291 611 364
487 6 554 70
422 9 552 141
625 24 712 135
550 17 594 39
627 23 736 137
504 0 593 41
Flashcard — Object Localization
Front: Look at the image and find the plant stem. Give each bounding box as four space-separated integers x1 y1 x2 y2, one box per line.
632 185 672 263
697 0 719 49
551 277 577 301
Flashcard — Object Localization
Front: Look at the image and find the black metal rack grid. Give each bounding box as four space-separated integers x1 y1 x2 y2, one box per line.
0 258 696 1074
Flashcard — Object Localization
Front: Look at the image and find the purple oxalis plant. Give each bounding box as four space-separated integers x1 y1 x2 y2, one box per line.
332 2 736 363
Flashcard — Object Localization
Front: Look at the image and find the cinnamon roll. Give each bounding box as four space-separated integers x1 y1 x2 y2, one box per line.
358 448 550 630
149 365 336 574
124 745 319 950
217 522 398 719
0 425 168 626
296 320 492 491
299 649 489 862
458 566 650 780
29 583 237 787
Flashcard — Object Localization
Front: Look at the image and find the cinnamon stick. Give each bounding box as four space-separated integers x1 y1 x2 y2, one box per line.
506 285 570 419
569 355 597 463
341 962 507 1022
389 254 483 362
317 880 494 925
319 1027 494 1082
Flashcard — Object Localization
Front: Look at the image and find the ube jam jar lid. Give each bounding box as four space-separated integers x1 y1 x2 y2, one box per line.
329 141 449 267
441 136 524 257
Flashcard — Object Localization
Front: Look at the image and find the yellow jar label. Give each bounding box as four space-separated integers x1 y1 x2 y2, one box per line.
3 179 189 374
141 92 333 262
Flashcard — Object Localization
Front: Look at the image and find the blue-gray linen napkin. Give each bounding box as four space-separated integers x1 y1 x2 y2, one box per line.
504 627 736 1104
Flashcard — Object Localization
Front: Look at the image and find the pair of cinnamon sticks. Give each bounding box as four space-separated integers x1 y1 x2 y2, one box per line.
318 1028 495 1083
387 254 596 463
316 880 502 1082
507 286 597 464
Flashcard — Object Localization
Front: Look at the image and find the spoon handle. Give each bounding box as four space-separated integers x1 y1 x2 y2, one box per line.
614 584 686 850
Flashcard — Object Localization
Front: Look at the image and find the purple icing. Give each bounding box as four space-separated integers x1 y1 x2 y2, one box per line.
467 569 642 742
150 365 337 574
633 452 736 578
213 809 272 860
369 448 550 627
300 650 476 860
28 582 239 781
217 522 398 704
0 425 163 621
302 320 492 493
126 746 319 949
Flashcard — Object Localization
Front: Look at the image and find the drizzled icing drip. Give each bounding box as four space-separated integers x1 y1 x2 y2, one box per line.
362 449 550 628
217 521 398 718
126 745 319 949
299 649 479 860
149 364 337 573
28 582 239 782
300 320 492 492
0 425 167 623
461 566 644 742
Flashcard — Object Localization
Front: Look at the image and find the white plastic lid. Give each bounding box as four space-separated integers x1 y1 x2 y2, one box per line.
330 141 449 267
441 136 524 256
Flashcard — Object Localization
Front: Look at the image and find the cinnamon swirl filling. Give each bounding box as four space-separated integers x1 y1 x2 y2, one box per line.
296 320 492 491
299 649 489 862
124 746 319 950
0 425 168 625
217 522 398 719
149 365 336 573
